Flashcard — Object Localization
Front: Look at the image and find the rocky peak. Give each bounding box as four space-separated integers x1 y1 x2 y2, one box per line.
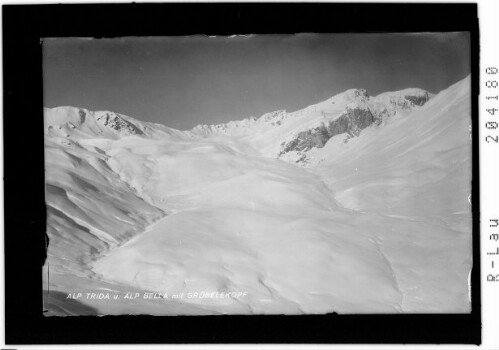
95 112 144 136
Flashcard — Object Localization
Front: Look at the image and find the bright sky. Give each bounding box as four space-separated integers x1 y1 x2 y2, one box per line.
43 33 470 130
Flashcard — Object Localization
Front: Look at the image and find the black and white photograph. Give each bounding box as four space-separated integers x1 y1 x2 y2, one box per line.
4 1 489 346
41 32 472 316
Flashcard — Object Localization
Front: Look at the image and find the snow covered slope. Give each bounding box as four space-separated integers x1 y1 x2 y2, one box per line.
43 76 471 315
313 77 471 219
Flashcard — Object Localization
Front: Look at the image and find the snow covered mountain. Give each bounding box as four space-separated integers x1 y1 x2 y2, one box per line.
189 87 433 161
43 76 471 315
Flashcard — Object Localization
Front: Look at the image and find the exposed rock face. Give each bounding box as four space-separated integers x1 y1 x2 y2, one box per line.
281 124 330 154
327 114 350 136
382 91 432 109
280 107 376 155
405 93 431 106
95 112 144 136
78 109 86 123
345 106 375 131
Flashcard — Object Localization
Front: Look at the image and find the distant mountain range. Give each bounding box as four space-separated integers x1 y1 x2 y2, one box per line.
46 86 434 164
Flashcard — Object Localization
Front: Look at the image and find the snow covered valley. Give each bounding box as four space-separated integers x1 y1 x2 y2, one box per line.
43 76 472 315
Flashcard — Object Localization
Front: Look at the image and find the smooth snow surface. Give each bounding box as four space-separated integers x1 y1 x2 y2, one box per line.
43 76 472 315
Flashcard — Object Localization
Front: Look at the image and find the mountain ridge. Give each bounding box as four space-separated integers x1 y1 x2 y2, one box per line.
44 84 437 164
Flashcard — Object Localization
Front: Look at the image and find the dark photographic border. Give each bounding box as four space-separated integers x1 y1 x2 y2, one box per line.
3 3 480 345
